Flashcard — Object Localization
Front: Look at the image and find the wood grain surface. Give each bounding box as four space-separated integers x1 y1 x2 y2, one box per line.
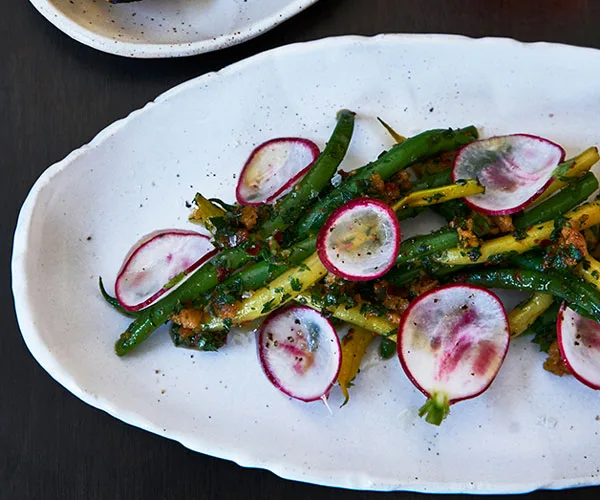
3 1 600 498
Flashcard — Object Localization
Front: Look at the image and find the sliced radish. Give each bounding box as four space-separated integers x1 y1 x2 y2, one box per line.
236 138 320 206
557 304 600 390
452 134 565 215
317 198 400 281
258 306 342 402
398 284 510 425
115 230 216 312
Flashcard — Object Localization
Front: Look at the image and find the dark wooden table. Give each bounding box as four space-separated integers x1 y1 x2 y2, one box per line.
3 1 600 498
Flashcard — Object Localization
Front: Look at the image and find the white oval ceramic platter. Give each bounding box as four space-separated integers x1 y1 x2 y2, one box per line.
12 35 600 493
28 0 319 58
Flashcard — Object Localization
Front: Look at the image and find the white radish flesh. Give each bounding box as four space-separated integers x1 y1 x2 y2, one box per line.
115 230 216 312
452 134 565 215
236 138 320 205
258 306 341 402
557 304 600 390
317 198 400 281
398 284 510 425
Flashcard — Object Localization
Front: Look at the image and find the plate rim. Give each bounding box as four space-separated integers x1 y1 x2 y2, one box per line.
28 0 320 58
12 33 600 493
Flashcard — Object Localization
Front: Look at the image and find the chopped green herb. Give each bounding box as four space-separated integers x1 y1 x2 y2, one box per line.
467 247 482 262
289 277 302 292
261 299 276 314
359 302 387 318
550 215 570 242
513 227 528 241
170 323 228 352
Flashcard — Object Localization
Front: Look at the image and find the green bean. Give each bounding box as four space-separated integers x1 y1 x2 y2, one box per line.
433 199 470 223
413 170 471 222
514 172 599 230
115 111 355 356
391 170 459 222
98 277 138 318
207 237 316 301
509 252 545 272
294 126 478 240
258 110 356 237
395 227 459 266
509 292 554 338
384 266 424 287
396 207 427 221
410 169 452 191
295 292 397 337
509 251 600 319
385 260 467 288
461 268 600 322
396 170 455 221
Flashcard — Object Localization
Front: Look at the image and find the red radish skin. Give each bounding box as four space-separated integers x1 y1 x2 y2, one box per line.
236 138 320 206
452 134 565 215
317 198 400 281
557 304 600 390
115 230 217 312
398 284 510 425
258 306 342 402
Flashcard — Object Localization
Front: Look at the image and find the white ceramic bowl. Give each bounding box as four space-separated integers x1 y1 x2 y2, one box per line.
29 0 319 58
12 35 600 492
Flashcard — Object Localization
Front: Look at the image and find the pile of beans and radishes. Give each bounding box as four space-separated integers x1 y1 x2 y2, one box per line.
101 110 600 425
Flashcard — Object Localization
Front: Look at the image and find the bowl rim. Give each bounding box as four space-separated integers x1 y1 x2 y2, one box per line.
28 0 321 58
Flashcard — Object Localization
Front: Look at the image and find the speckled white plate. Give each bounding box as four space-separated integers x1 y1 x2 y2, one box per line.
29 0 319 58
12 35 600 493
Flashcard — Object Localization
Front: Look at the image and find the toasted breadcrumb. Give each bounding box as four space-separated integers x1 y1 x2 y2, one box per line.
452 218 480 249
490 214 514 234
370 172 385 194
239 205 258 231
409 276 439 297
543 340 571 377
324 273 341 286
393 170 413 192
218 302 239 319
175 327 195 341
560 225 588 257
382 293 409 311
170 308 205 330
545 225 589 269
383 182 401 204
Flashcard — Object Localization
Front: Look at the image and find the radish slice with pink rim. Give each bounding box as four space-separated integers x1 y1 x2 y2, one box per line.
452 134 565 215
236 137 320 206
115 230 217 312
398 284 510 425
317 198 400 281
258 306 341 403
557 304 600 390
